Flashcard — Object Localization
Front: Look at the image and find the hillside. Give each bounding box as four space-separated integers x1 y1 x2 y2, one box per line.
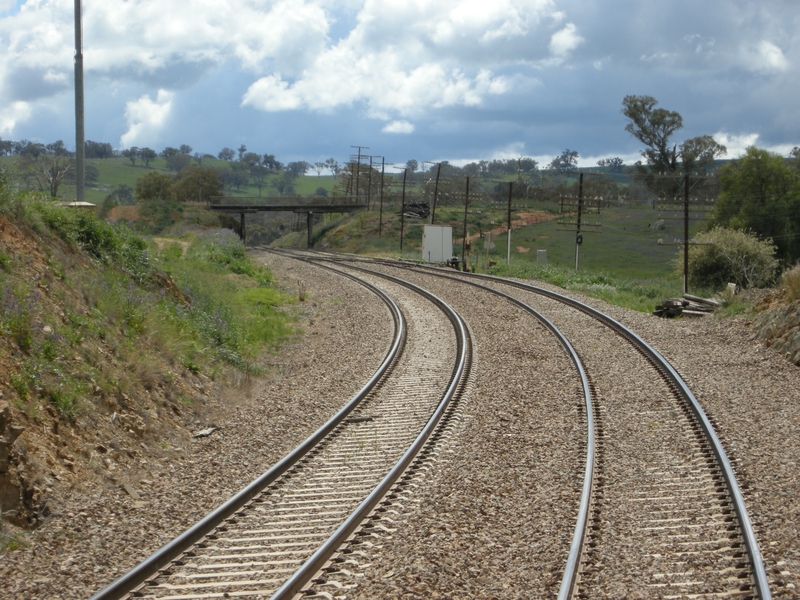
0 180 294 534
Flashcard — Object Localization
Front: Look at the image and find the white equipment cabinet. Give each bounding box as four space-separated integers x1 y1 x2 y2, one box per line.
422 225 453 264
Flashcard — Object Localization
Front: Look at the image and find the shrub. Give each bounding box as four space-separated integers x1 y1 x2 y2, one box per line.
783 263 800 301
682 226 779 290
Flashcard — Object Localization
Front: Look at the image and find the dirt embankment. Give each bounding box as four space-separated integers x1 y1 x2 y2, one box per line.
752 291 800 365
0 215 218 530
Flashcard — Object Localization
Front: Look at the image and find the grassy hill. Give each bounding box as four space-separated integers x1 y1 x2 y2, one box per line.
272 198 715 312
0 176 295 532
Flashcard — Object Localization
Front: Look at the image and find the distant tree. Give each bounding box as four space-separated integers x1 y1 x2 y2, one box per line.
237 144 247 160
140 147 157 167
46 140 69 156
275 171 296 195
0 137 12 156
178 144 193 156
172 166 223 203
99 184 135 210
218 147 235 161
325 158 340 176
313 162 325 176
161 146 179 158
114 184 135 205
622 95 683 173
597 157 625 173
622 95 726 196
135 172 175 202
18 152 73 197
85 140 114 159
241 152 262 167
123 147 140 166
263 153 283 170
712 146 800 261
406 159 418 172
787 146 800 171
17 141 46 159
286 161 310 176
249 164 269 196
222 163 249 192
315 186 328 198
65 163 99 186
679 135 727 173
549 149 579 174
166 153 191 172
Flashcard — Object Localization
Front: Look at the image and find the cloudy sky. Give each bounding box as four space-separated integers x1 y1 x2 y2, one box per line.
0 0 798 167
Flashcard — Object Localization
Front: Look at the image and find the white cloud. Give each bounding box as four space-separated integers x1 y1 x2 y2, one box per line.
120 89 173 148
640 51 675 62
744 41 789 73
0 100 30 135
711 132 797 158
382 120 414 134
712 132 760 157
242 0 565 118
0 0 331 101
549 23 583 57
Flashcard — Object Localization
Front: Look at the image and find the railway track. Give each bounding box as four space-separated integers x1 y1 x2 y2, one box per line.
90 260 472 599
91 246 771 599
294 253 770 599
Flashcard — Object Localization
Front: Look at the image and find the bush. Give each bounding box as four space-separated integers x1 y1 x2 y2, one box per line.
783 263 800 301
683 226 779 290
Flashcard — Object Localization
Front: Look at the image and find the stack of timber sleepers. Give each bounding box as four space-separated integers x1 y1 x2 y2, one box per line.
654 293 720 318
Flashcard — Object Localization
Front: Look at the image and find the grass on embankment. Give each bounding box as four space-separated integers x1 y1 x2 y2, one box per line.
273 201 717 313
0 174 294 421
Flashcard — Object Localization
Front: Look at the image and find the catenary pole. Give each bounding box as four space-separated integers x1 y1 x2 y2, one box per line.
507 181 513 264
74 0 85 202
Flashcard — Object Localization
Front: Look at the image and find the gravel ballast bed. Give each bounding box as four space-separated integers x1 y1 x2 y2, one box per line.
341 264 586 599
3 253 797 598
0 253 393 599
499 276 800 598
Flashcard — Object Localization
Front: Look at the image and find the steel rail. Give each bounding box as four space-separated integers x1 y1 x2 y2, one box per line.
90 269 406 600
266 254 472 599
365 258 771 600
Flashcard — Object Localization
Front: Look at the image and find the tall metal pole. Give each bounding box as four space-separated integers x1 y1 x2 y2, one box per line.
366 156 373 210
507 182 513 264
379 158 385 237
684 174 689 295
74 0 85 202
399 169 407 251
461 177 470 267
431 163 441 224
350 146 368 202
575 173 583 270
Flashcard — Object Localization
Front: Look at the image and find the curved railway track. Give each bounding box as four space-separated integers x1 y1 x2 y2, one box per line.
90 260 472 599
91 245 771 599
288 251 770 600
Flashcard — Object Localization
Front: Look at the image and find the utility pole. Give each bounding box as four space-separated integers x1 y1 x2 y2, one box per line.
507 181 513 265
366 156 373 210
575 173 583 270
431 162 442 224
74 0 85 202
684 174 689 295
461 176 470 268
400 169 407 251
379 158 385 237
350 145 369 203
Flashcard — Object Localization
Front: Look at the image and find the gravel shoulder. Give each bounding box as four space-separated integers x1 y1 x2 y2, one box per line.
3 255 797 599
512 278 800 598
0 251 393 599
